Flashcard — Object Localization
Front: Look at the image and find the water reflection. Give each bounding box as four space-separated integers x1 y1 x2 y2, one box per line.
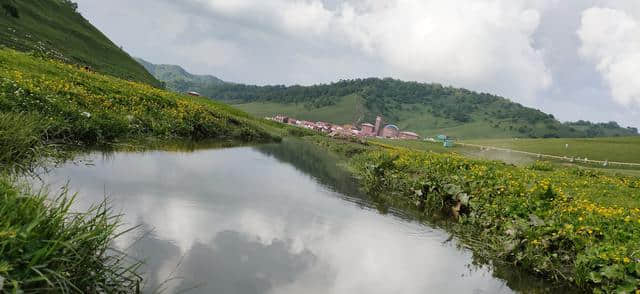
37 140 558 293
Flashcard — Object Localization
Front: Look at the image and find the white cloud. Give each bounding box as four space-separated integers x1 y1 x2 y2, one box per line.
334 0 552 101
186 0 333 37
75 0 640 127
578 7 640 106
180 0 552 101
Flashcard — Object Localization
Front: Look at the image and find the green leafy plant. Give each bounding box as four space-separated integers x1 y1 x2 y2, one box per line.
0 179 141 292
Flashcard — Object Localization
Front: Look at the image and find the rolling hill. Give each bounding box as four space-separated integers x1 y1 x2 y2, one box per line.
136 58 225 94
0 0 161 87
139 60 638 139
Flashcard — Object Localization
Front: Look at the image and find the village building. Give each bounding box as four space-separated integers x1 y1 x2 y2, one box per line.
361 123 375 136
382 125 400 138
267 114 421 140
399 131 420 140
273 115 290 124
187 91 201 97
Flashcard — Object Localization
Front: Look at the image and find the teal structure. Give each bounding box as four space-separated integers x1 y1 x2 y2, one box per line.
443 139 455 148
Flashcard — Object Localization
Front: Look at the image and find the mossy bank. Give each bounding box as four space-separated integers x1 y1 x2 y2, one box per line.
307 136 640 293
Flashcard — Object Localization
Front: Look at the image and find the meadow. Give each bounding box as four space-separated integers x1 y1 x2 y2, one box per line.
463 137 640 164
308 136 640 293
235 94 367 125
0 49 279 170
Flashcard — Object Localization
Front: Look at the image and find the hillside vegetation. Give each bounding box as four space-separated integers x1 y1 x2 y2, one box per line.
0 178 141 292
140 61 638 139
136 58 225 93
309 136 640 293
0 49 277 171
0 0 161 87
219 79 638 139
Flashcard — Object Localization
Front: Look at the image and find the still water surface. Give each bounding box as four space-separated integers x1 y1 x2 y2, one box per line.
39 140 561 293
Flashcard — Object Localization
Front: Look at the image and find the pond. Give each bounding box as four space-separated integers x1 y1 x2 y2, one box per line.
37 139 567 293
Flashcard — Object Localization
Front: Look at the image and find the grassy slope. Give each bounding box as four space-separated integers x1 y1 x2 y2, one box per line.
136 58 224 93
0 0 161 87
236 94 366 124
0 49 277 170
235 95 599 139
463 137 640 164
308 136 640 292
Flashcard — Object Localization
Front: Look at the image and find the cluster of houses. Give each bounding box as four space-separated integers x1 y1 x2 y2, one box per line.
268 115 420 140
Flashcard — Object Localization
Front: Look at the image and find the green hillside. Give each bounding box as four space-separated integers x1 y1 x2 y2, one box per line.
0 49 277 171
141 61 637 139
136 58 225 93
0 0 161 87
224 79 638 139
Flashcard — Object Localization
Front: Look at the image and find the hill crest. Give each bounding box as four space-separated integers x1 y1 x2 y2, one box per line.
136 58 225 93
0 0 161 87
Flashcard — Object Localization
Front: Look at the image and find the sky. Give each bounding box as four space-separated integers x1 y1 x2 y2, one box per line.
75 0 640 128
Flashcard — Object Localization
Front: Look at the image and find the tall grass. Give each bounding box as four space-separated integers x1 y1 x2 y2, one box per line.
0 178 141 293
0 113 56 173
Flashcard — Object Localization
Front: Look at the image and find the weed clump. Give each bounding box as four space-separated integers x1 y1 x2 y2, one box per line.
0 178 141 292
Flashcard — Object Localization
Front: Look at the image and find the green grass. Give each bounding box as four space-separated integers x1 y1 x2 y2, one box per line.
0 49 278 157
234 94 638 140
0 178 141 292
235 94 366 125
0 113 71 174
463 137 640 164
234 95 510 138
308 135 640 292
136 58 225 93
0 0 161 87
370 138 640 177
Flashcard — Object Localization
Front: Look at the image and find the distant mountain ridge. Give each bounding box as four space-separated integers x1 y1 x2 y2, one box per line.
140 61 639 139
136 58 225 93
0 0 161 87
